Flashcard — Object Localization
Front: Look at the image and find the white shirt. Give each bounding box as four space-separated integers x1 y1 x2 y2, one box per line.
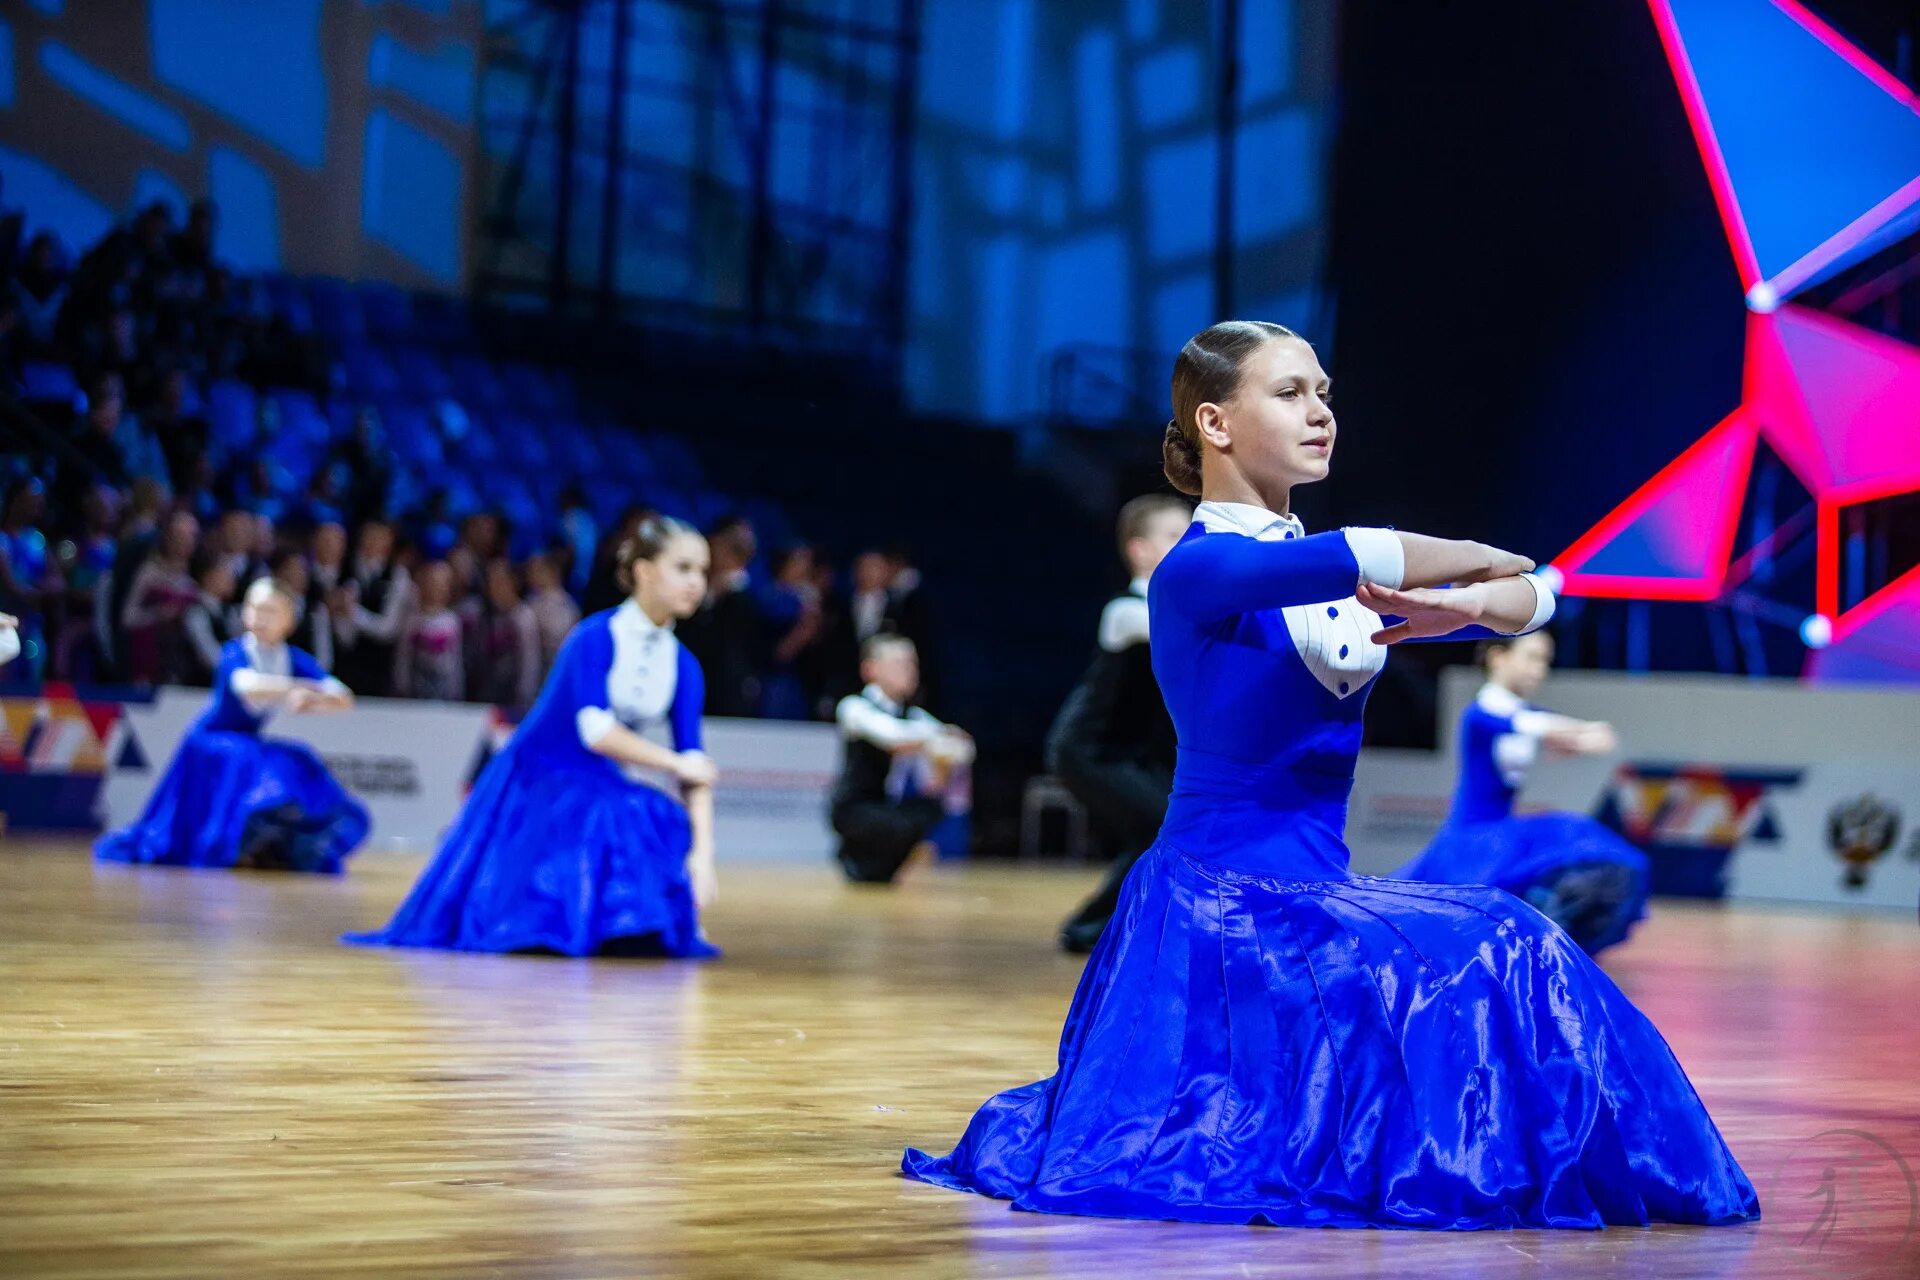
1097 576 1151 652
576 599 682 751
835 684 973 764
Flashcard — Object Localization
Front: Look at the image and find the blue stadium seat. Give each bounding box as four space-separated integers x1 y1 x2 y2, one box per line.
19 361 79 405
207 379 258 455
305 278 366 344
339 345 401 399
358 282 413 341
391 347 454 401
448 354 508 411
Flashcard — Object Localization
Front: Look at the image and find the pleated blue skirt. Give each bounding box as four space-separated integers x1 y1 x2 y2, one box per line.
903 842 1757 1229
95 728 368 873
344 748 715 958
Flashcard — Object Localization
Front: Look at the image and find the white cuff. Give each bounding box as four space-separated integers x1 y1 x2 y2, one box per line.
0 627 18 666
320 677 350 697
231 669 266 696
577 707 617 747
1503 571 1556 636
1342 527 1405 590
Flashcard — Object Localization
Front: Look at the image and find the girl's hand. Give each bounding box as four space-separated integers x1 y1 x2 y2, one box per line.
284 687 318 714
1359 582 1488 644
687 849 718 910
1450 544 1536 585
676 751 719 788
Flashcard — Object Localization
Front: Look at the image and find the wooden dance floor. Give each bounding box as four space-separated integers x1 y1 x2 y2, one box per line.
1 838 1915 1279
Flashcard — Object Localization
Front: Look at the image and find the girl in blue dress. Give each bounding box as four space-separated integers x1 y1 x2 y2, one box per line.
1394 632 1649 955
346 517 721 958
96 578 369 872
903 321 1757 1229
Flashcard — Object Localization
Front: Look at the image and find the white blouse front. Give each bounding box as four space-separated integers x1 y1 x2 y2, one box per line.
576 600 681 749
1191 502 1392 701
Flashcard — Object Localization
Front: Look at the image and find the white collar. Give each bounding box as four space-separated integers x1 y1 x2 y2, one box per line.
1476 683 1526 716
242 632 289 672
615 597 674 638
1127 575 1149 597
862 682 907 716
1193 500 1306 542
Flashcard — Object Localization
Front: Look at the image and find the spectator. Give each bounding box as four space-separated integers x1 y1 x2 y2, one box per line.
335 517 410 698
557 485 597 596
883 542 936 702
171 199 218 281
271 546 332 672
524 550 580 679
178 554 236 687
54 484 119 681
473 558 540 707
11 232 67 349
679 513 762 717
0 477 55 679
89 371 170 491
582 504 647 614
328 407 391 523
143 367 209 491
394 560 464 701
309 521 348 599
103 477 166 677
120 509 199 684
761 543 823 720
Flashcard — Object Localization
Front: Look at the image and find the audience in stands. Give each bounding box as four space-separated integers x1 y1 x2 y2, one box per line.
0 180 946 724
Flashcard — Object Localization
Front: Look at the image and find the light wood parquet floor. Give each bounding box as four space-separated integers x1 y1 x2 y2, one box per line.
1 839 1916 1279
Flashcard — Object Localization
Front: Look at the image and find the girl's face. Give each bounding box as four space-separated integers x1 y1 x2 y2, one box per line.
242 592 294 646
634 533 711 621
1489 632 1554 699
1202 337 1336 492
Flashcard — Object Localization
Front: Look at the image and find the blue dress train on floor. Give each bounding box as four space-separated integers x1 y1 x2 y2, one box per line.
96 637 368 872
1393 684 1649 954
345 600 716 958
902 502 1757 1229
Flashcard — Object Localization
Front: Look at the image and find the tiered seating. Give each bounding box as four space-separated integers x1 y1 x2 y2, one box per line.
221 275 788 553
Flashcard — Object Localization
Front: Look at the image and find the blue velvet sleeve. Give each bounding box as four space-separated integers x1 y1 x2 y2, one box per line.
211 639 247 693
1152 530 1361 623
559 615 610 716
670 643 706 753
290 646 327 681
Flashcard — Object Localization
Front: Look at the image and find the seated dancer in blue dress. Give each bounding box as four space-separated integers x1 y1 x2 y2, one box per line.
1395 632 1649 955
97 578 369 872
903 321 1757 1229
346 517 721 957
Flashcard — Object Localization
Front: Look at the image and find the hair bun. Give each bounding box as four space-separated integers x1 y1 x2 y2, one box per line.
1162 419 1203 496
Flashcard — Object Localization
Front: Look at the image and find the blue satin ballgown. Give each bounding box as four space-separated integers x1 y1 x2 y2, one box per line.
345 599 717 958
96 636 369 872
1394 684 1650 955
903 503 1757 1229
